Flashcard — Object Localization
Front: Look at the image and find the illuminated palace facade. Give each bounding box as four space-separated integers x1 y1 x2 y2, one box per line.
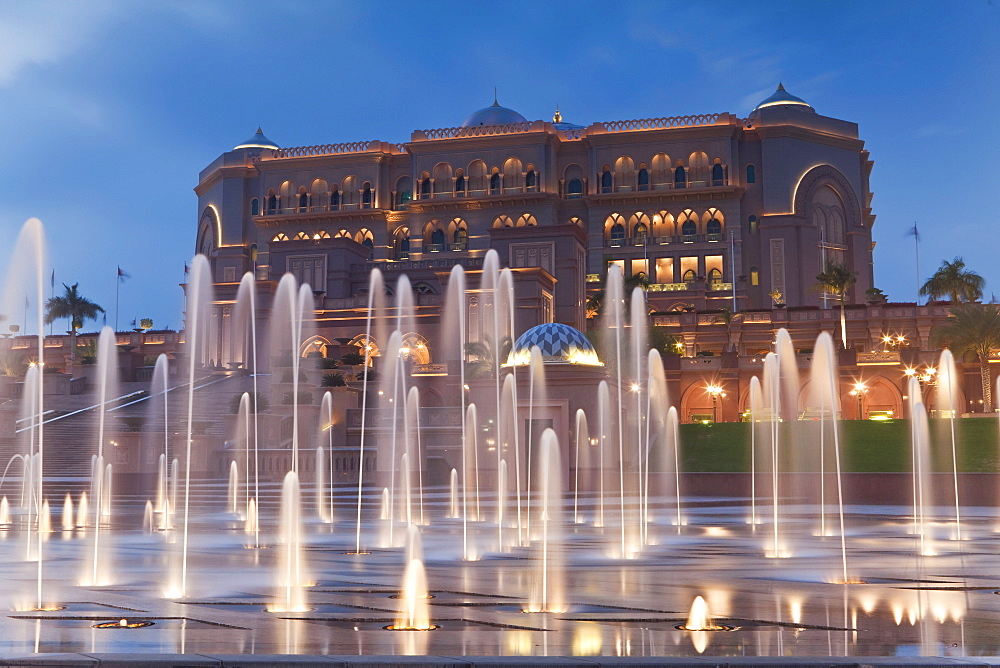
193 87 973 424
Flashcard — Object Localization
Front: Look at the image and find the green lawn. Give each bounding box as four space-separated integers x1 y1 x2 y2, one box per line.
676 418 1000 473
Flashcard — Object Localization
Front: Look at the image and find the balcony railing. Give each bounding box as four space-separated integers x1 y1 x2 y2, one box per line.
425 244 444 253
647 283 692 292
707 282 733 292
604 234 728 248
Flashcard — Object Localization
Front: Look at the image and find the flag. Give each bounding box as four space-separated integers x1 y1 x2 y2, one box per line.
905 223 920 242
117 266 131 283
183 261 189 275
50 269 55 290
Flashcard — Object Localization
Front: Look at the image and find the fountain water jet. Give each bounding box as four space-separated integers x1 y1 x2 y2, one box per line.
267 471 309 613
524 429 564 613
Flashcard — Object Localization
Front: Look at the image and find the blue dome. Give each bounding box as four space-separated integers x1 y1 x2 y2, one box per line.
507 323 601 366
234 127 279 150
752 83 813 113
462 99 528 127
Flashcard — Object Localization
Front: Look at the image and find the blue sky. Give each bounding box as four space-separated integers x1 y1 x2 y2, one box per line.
0 1 997 332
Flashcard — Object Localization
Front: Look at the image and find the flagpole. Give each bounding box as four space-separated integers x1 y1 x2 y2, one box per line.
49 270 55 336
913 223 921 305
115 266 120 332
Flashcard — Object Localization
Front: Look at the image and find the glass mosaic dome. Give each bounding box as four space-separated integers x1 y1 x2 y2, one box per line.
506 323 601 366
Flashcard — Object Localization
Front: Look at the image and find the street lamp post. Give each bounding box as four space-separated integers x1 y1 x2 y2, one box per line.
849 381 868 420
706 384 726 423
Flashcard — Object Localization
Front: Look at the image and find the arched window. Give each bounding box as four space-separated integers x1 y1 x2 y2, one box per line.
750 266 759 286
674 165 686 189
707 268 723 285
516 213 537 227
394 227 410 260
420 172 431 199
525 169 537 191
468 160 487 195
356 228 374 248
492 215 513 228
330 188 340 210
361 182 372 208
637 168 649 191
682 269 697 283
746 164 756 184
334 229 350 238
634 222 648 240
748 215 758 235
611 222 625 240
267 191 277 214
431 229 445 246
450 217 468 247
298 187 308 212
707 217 722 236
712 163 724 186
681 219 696 236
271 232 288 242
601 167 612 193
341 176 357 206
395 176 411 208
250 198 259 216
455 170 466 195
567 178 583 198
503 158 523 192
489 172 500 195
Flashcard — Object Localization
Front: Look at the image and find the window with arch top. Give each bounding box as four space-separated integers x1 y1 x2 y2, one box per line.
567 178 583 198
674 165 686 188
746 164 756 184
361 183 372 208
712 163 724 186
251 198 259 216
681 219 696 236
638 168 649 191
601 168 612 193
489 172 500 195
682 268 696 283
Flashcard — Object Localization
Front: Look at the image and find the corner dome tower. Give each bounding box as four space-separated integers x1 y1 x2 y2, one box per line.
751 83 814 114
507 323 601 366
462 96 528 127
234 127 279 150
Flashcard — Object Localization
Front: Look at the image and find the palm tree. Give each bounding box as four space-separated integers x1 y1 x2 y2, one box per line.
815 262 857 349
713 307 742 352
44 283 105 364
920 257 985 304
585 272 650 319
464 335 513 379
931 303 1000 412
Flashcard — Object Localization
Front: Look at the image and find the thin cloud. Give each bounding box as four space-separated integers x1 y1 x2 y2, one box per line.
0 1 122 86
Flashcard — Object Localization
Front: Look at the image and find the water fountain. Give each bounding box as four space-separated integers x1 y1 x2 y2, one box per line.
0 220 996 660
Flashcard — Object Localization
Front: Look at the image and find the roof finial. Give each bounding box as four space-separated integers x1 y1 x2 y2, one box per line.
552 104 562 124
493 87 498 106
777 82 786 91
255 126 263 134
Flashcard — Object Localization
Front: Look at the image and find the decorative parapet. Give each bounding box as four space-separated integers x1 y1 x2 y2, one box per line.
857 351 901 366
262 140 399 160
681 356 722 370
412 121 542 141
598 113 729 133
